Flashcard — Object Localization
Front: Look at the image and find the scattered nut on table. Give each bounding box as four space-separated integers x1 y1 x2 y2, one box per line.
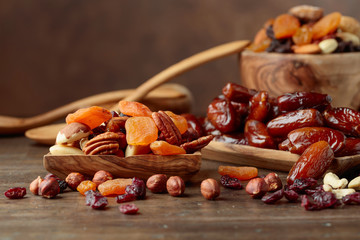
39 178 60 198
264 172 282 192
146 174 168 193
245 178 269 198
323 172 348 189
200 178 220 200
29 176 43 195
166 176 185 197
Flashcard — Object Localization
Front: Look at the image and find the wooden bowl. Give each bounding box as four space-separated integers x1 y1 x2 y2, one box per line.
43 152 201 181
239 50 360 110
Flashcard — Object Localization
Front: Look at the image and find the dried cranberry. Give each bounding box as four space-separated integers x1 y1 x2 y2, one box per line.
284 188 299 202
85 190 108 209
220 175 243 189
4 187 27 199
301 191 337 211
125 177 146 200
342 192 360 205
119 204 139 215
289 178 317 193
116 193 136 203
261 189 284 204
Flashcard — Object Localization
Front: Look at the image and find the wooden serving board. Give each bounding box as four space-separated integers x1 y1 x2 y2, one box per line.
202 141 360 175
43 152 201 181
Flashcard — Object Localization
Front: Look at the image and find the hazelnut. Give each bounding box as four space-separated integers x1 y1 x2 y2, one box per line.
146 174 168 193
92 170 113 186
29 176 43 195
245 178 269 198
65 172 85 190
264 172 283 192
166 176 185 197
201 178 220 200
39 178 60 198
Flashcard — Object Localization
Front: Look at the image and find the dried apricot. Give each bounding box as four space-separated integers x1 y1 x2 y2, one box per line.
273 14 300 39
165 111 188 134
125 117 158 145
292 25 313 46
150 140 186 155
253 28 268 45
218 166 258 180
66 106 112 129
248 39 271 52
98 178 133 196
312 12 342 40
118 100 152 117
76 180 97 195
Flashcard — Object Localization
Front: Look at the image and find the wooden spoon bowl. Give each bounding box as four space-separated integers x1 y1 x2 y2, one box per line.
43 152 201 181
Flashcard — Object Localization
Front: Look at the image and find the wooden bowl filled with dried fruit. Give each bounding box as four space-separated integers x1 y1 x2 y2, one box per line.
239 5 360 110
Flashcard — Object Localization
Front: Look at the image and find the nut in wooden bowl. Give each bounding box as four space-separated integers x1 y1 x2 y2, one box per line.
239 51 360 110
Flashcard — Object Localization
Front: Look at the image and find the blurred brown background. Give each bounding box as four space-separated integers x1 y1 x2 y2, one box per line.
0 0 359 117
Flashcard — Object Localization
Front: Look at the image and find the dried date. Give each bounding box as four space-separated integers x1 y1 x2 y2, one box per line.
323 107 360 137
244 120 275 149
247 91 270 122
207 97 239 133
335 138 360 157
222 82 256 103
213 133 248 145
277 92 331 113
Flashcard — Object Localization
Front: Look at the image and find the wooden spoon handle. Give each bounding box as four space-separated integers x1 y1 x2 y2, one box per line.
123 40 250 102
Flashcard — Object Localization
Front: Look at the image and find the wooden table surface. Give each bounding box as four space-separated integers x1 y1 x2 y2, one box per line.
1 136 360 240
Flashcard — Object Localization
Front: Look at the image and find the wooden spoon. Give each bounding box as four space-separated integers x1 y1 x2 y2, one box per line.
202 141 360 175
43 152 201 181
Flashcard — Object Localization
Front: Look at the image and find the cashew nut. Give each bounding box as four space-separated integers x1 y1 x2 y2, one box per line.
348 176 360 190
323 172 348 189
332 189 356 199
322 184 332 192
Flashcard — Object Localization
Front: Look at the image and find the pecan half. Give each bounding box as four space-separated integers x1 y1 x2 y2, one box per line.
152 111 182 146
83 132 121 155
180 135 214 153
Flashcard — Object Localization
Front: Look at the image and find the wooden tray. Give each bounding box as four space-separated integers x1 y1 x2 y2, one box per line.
202 141 360 175
43 152 201 181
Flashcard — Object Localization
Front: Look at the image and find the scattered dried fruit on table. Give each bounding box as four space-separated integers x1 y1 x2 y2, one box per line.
85 190 108 209
116 193 137 203
220 175 243 189
218 166 258 181
119 203 139 215
98 178 133 197
77 180 97 196
125 177 146 200
261 189 284 204
301 191 338 211
4 187 26 199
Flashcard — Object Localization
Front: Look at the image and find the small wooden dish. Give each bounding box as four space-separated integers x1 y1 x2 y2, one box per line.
240 51 360 110
43 152 201 181
202 141 360 175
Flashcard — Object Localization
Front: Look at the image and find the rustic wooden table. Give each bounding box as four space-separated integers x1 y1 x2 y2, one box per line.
1 136 360 240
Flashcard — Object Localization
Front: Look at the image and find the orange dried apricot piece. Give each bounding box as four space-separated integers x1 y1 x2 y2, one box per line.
125 117 158 145
118 100 152 117
150 140 186 155
66 106 112 129
165 111 188 134
253 28 268 45
218 166 258 180
292 25 313 46
76 180 97 195
312 12 342 40
273 14 300 39
248 39 271 52
98 178 133 196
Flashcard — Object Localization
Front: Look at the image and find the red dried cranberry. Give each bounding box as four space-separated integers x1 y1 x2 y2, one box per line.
220 175 243 189
116 193 136 203
301 191 337 211
342 192 360 205
289 178 317 193
261 189 284 204
4 187 27 199
85 190 108 209
119 204 139 215
125 177 146 200
283 186 299 202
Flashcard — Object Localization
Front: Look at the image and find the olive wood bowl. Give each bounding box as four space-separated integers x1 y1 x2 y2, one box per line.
240 51 360 110
43 152 201 181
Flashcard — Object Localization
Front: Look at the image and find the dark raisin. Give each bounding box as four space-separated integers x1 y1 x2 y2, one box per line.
261 189 284 204
220 175 243 189
342 192 360 205
4 187 27 199
289 178 317 194
125 177 146 200
57 180 68 193
119 203 139 215
284 189 299 202
301 191 337 211
116 193 136 203
85 190 108 209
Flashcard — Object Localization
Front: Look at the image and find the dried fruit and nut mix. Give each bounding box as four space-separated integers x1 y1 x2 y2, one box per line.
248 5 360 54
50 101 213 157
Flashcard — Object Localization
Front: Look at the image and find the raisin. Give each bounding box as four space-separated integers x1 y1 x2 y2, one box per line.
301 191 338 211
57 180 68 193
261 189 284 204
342 192 360 205
85 190 108 209
119 204 139 215
125 177 146 200
4 187 26 199
116 193 137 203
288 178 318 194
220 175 243 189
